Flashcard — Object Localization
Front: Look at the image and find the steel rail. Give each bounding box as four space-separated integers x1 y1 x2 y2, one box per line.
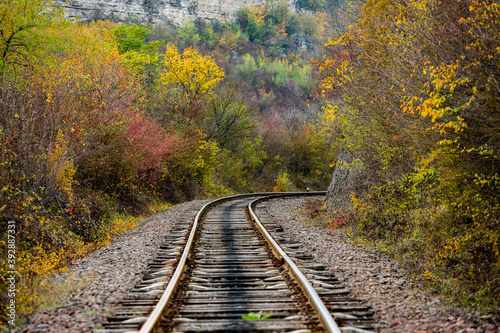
139 193 243 333
139 191 329 333
248 193 342 333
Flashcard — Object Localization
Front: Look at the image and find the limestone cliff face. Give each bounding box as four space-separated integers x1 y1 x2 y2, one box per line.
56 0 297 26
324 148 360 215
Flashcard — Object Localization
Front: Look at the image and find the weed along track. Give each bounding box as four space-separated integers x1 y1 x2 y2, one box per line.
99 193 376 333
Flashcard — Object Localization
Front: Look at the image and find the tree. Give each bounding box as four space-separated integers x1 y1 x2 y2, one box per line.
111 24 164 95
111 24 149 53
297 0 326 12
203 82 255 150
239 7 266 42
0 0 66 71
158 45 224 120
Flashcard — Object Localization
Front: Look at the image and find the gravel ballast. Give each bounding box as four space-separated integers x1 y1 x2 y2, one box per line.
257 197 500 333
18 196 499 332
19 200 208 333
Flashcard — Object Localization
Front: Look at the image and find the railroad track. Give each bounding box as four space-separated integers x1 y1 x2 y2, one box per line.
99 193 376 333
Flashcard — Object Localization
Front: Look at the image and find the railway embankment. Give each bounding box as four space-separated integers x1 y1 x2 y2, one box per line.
18 197 499 332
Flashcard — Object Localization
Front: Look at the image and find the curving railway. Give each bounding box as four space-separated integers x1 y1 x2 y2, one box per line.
98 193 376 333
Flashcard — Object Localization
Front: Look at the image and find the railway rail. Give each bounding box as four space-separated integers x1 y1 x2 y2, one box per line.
99 193 376 332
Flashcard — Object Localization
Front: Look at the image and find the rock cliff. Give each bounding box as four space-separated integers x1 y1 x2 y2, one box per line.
55 0 297 26
324 148 359 215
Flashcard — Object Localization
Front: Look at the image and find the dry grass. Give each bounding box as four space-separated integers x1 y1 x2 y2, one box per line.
37 271 96 311
300 199 330 227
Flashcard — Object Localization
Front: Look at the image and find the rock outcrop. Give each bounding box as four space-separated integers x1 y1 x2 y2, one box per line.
324 148 359 215
55 0 297 26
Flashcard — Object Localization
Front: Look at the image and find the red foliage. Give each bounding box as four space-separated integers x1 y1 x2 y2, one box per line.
124 110 183 171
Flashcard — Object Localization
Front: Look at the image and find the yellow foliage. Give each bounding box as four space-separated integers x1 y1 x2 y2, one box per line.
47 130 76 201
107 213 139 236
247 6 266 25
313 12 331 40
273 172 290 192
349 191 371 214
160 45 224 112
219 29 240 49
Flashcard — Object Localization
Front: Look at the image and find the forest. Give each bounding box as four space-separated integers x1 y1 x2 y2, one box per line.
1 0 499 325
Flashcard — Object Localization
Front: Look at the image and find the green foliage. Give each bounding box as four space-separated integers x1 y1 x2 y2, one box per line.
237 54 259 76
291 65 312 93
301 12 320 36
242 311 273 320
273 172 291 192
297 0 326 11
199 24 215 46
0 0 66 71
264 59 312 93
236 2 327 45
266 59 290 87
111 24 164 93
203 82 255 149
192 139 228 196
111 24 150 53
178 20 201 45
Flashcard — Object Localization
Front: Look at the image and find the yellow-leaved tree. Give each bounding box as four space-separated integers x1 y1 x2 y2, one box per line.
158 45 224 122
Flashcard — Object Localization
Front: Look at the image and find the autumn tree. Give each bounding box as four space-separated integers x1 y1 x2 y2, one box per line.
316 0 500 309
239 7 266 42
0 0 66 71
156 45 224 123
